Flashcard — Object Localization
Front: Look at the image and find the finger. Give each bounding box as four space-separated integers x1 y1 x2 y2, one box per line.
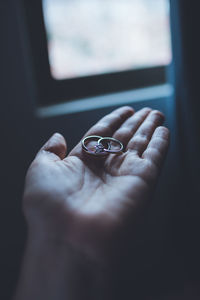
127 110 165 156
36 133 67 160
112 107 152 149
84 106 134 138
70 106 134 156
142 126 170 168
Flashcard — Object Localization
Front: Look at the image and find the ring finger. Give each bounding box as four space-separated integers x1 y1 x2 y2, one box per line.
112 107 152 150
127 110 165 156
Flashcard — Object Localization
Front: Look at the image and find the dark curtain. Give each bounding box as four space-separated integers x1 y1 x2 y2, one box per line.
170 0 200 281
171 0 200 168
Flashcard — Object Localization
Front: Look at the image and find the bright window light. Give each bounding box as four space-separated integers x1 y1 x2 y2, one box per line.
43 0 172 80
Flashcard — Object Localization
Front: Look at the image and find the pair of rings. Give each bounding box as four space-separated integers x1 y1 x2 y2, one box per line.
82 135 124 156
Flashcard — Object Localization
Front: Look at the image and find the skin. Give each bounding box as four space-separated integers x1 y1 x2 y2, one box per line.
14 106 170 300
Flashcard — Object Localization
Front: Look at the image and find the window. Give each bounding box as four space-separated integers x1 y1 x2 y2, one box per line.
43 0 171 80
24 0 171 105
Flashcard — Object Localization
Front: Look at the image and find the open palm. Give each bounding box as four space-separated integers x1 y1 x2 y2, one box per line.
24 106 169 258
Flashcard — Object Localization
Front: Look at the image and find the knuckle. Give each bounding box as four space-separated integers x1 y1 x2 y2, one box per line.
147 147 160 157
111 113 121 121
95 122 108 129
104 113 120 124
94 123 112 135
95 123 109 130
133 115 141 123
118 127 131 136
135 135 149 144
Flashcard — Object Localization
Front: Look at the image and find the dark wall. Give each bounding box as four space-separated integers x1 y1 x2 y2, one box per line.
170 0 200 287
0 1 37 298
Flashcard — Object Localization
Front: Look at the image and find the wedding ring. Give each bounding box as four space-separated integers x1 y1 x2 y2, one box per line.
98 137 124 154
81 135 111 156
81 135 124 156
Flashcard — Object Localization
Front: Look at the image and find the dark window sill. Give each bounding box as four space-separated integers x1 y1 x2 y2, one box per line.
36 83 173 119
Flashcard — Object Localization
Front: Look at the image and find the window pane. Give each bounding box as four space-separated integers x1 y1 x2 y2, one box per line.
43 0 172 80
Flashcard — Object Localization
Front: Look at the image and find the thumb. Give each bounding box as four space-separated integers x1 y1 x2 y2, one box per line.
37 133 67 160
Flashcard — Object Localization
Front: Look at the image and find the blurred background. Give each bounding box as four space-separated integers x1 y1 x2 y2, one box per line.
43 0 171 79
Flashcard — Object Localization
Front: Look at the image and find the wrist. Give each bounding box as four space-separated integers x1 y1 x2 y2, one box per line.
14 236 93 300
23 227 133 299
15 234 118 300
14 235 122 300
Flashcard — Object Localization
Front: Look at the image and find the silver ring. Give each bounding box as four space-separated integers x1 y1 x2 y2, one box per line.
98 137 124 154
81 135 111 156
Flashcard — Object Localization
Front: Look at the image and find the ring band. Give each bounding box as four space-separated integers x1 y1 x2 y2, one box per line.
81 135 124 156
98 137 124 154
82 135 111 156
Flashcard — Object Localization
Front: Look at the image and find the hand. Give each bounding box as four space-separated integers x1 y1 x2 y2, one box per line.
17 106 170 300
23 106 169 260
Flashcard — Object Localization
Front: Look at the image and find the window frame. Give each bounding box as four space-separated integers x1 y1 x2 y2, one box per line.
23 0 169 106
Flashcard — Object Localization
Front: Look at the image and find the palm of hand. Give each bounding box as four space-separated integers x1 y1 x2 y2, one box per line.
24 107 169 254
61 153 153 215
37 153 152 215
